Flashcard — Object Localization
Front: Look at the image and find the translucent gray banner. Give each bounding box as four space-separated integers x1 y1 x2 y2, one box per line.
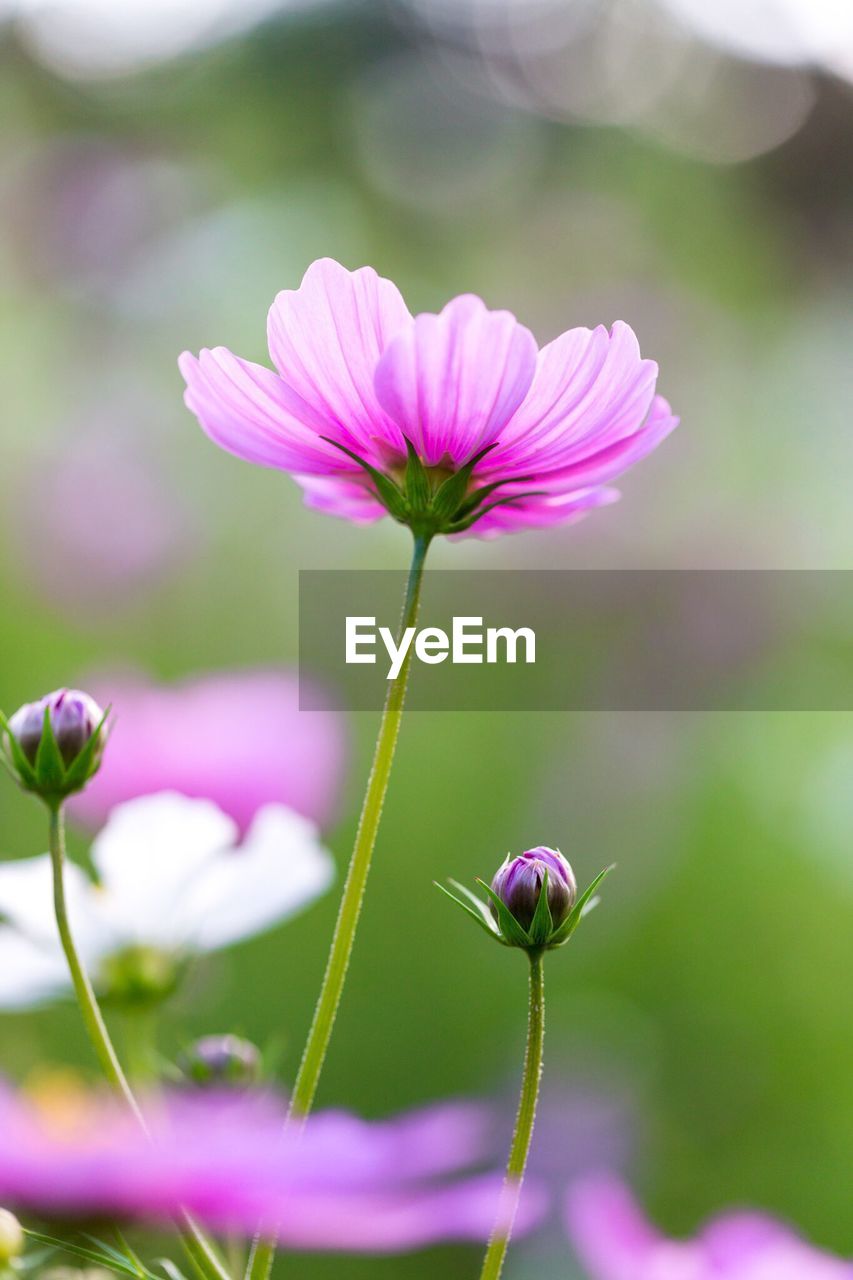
298 570 853 711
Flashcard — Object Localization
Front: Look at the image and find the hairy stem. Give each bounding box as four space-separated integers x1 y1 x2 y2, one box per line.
246 532 431 1280
47 805 230 1280
478 952 545 1280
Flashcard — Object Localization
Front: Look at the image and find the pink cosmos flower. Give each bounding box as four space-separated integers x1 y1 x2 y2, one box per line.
565 1174 853 1280
179 258 677 538
68 670 347 834
0 1084 547 1252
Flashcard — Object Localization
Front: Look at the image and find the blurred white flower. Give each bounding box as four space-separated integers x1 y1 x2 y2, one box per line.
0 792 334 1009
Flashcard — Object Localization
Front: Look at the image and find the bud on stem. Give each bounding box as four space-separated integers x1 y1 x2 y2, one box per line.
1 689 109 805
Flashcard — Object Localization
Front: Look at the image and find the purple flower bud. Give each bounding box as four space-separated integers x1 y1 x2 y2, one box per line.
8 688 105 767
179 1035 262 1088
491 846 577 932
0 1209 23 1264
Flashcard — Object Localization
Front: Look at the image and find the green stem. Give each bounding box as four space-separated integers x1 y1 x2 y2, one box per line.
478 952 545 1280
122 1008 158 1085
246 532 431 1280
47 805 231 1280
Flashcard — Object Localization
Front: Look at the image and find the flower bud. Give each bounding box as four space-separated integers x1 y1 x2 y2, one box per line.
2 688 108 803
491 847 577 932
179 1035 262 1087
99 944 182 1009
0 1208 24 1264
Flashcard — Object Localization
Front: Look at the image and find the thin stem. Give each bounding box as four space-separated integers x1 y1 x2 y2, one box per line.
478 952 546 1280
122 1008 158 1085
48 806 144 1124
47 805 231 1280
246 532 431 1280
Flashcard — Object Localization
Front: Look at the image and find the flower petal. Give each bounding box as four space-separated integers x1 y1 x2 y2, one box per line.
564 1176 673 1280
511 396 679 493
454 487 620 539
69 670 347 835
180 804 334 952
374 294 538 466
490 322 660 476
294 474 387 524
0 928 69 1008
267 258 412 462
180 348 347 476
90 792 237 947
0 854 89 947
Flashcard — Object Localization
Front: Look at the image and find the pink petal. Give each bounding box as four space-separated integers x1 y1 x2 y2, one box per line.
565 1175 675 1280
179 348 347 476
67 670 347 833
491 322 660 476
454 487 620 540
374 294 538 467
512 396 679 493
294 474 387 524
267 258 412 463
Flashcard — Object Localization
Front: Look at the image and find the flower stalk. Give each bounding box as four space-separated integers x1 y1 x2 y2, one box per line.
46 803 230 1280
479 951 545 1280
246 532 431 1280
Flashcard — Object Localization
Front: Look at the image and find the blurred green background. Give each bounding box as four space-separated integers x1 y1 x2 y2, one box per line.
1 1 852 1276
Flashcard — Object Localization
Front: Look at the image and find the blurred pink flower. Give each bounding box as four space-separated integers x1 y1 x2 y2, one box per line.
68 670 346 833
180 257 677 538
0 1085 547 1251
12 415 198 616
565 1174 853 1280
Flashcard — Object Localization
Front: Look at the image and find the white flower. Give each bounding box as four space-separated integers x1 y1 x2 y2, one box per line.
0 792 335 1009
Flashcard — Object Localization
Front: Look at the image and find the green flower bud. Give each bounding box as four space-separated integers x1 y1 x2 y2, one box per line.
98 945 183 1009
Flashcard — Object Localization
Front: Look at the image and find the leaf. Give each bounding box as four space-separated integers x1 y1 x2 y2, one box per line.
475 879 532 949
22 1229 145 1277
84 1233 149 1277
548 865 615 948
434 881 502 941
158 1260 192 1280
527 869 553 947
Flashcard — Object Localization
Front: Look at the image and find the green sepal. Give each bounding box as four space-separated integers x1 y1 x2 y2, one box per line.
61 706 111 793
34 707 66 792
446 489 547 534
430 443 498 525
475 878 533 949
451 474 535 522
527 869 554 947
403 437 431 512
0 711 37 789
319 437 409 521
547 864 614 948
434 880 505 943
